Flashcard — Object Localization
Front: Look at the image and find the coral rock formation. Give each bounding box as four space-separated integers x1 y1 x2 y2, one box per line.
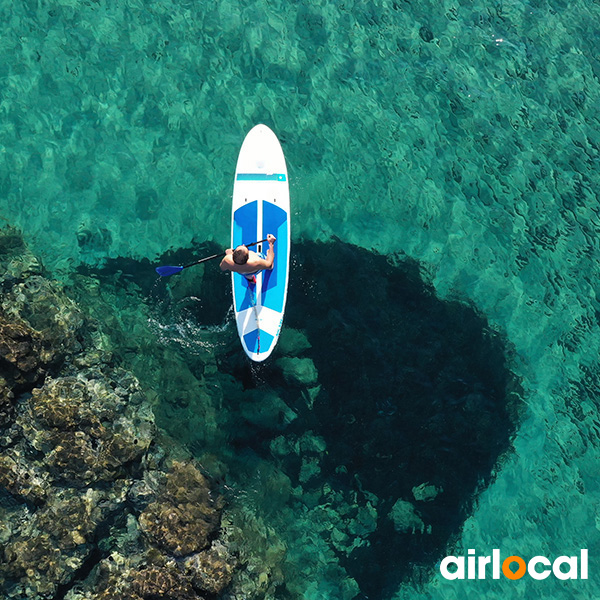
139 462 221 557
0 229 237 600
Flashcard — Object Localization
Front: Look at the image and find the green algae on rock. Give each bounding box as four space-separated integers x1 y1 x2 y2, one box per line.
388 499 427 535
276 356 319 387
277 328 312 356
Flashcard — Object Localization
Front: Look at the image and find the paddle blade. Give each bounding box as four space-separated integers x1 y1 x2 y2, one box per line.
156 265 184 277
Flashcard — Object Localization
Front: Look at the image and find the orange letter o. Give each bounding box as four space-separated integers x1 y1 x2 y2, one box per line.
502 556 527 580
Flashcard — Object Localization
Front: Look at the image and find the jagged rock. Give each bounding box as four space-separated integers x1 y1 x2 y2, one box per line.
139 462 221 557
89 563 203 600
183 541 235 595
127 470 165 513
0 452 49 505
1 276 84 367
0 366 155 597
0 227 85 428
131 566 199 600
2 485 128 597
0 316 43 378
0 229 235 600
17 372 154 486
0 315 44 425
0 379 14 430
139 501 219 557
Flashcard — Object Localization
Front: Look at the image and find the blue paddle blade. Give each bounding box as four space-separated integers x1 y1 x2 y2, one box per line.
156 265 184 277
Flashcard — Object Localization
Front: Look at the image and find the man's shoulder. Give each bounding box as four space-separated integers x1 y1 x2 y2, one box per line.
220 254 235 270
246 251 263 264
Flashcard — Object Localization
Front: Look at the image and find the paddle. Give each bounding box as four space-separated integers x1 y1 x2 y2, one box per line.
155 239 268 277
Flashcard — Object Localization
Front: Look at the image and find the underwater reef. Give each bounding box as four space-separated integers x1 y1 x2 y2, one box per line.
0 227 285 599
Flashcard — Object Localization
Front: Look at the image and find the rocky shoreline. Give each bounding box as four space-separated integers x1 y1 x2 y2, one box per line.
0 227 273 599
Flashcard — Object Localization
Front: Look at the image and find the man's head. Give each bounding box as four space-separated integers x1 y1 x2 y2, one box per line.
232 245 249 265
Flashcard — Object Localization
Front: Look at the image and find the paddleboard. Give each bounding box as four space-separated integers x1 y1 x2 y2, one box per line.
231 124 290 362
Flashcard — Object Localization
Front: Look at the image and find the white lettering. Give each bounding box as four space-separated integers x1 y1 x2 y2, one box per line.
478 555 491 579
439 550 589 581
440 556 464 580
528 556 551 580
553 556 578 580
468 549 476 579
493 549 500 579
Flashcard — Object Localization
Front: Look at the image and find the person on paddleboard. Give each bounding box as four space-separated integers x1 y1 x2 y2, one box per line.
220 233 276 284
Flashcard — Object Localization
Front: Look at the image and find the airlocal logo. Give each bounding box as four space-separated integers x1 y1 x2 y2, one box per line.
440 549 588 580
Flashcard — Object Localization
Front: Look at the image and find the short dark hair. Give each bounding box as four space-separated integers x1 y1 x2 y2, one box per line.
233 246 249 265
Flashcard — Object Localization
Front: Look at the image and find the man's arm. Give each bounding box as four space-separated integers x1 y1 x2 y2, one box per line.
258 234 276 270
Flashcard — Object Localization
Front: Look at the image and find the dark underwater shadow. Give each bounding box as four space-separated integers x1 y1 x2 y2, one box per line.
282 240 523 597
78 238 523 599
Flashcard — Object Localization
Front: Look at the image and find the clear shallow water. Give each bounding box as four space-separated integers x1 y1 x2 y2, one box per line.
2 0 600 598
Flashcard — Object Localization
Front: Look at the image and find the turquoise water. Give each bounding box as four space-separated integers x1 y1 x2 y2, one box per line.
2 0 600 598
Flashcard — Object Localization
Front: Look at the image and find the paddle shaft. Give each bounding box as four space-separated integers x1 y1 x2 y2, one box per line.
182 238 268 269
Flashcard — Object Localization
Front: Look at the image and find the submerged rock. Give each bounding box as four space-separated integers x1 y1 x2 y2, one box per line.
0 228 85 429
139 461 221 557
239 390 297 430
0 315 46 426
1 278 83 373
0 451 49 505
0 230 236 599
0 226 42 282
89 563 201 600
3 485 129 597
17 370 155 486
276 357 319 387
389 499 426 534
0 363 154 597
131 566 199 600
0 317 44 383
277 328 312 356
182 541 235 595
412 482 442 502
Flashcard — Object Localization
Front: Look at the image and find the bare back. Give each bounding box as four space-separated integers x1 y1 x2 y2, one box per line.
219 236 276 276
220 250 267 275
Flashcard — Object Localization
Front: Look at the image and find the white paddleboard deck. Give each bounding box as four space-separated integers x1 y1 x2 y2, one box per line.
231 124 290 361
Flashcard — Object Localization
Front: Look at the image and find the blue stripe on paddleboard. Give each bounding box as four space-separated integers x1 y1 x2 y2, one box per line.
243 328 275 356
262 201 288 313
236 173 287 182
233 201 258 312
